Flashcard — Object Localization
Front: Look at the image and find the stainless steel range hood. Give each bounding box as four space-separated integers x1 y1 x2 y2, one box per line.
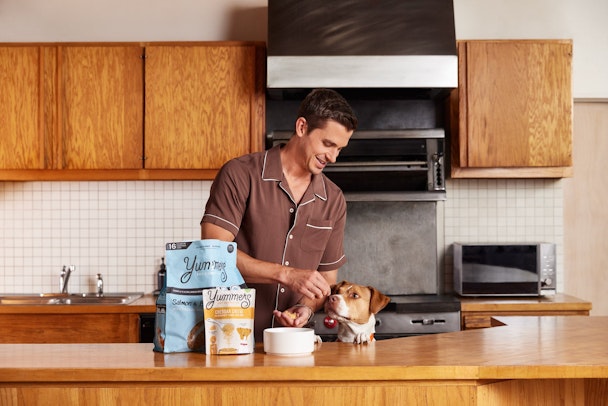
267 0 457 89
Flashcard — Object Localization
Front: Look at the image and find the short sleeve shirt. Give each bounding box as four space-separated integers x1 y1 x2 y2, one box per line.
201 145 347 341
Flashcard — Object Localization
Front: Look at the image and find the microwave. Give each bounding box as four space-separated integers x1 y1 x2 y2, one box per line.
453 243 556 297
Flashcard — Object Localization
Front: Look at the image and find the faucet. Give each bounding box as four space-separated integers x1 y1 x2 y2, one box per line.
60 265 74 294
96 273 104 296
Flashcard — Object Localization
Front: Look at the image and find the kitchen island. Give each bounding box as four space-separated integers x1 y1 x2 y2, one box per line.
1 316 606 405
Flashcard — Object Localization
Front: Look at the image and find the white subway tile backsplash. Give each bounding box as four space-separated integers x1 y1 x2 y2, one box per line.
1 178 565 295
0 181 210 294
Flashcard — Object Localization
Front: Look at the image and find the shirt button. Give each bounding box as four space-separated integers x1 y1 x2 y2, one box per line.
280 287 285 293
285 261 290 266
289 208 294 213
289 234 294 239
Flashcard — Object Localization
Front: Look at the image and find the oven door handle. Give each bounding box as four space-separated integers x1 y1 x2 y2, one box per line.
411 318 446 326
325 163 429 171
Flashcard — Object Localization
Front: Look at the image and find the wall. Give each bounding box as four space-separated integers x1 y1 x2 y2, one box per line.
0 1 604 304
563 102 608 315
0 181 208 293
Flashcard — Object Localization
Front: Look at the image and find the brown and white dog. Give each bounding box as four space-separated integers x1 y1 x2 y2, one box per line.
323 280 391 344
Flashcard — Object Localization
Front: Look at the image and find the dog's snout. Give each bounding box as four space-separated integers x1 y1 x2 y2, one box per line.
328 294 338 303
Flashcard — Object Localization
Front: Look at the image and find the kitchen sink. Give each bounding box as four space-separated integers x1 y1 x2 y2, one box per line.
0 292 143 305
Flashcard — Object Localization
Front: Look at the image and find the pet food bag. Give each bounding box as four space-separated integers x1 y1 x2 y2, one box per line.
153 239 246 353
203 287 255 355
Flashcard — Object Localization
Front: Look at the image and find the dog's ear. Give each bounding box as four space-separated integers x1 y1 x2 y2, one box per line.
331 280 347 294
368 287 391 314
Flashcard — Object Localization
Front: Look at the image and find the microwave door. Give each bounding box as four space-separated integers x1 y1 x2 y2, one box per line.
462 264 539 295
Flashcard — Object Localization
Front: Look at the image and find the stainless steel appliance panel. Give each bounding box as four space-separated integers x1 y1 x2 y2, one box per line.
340 201 438 295
267 0 457 89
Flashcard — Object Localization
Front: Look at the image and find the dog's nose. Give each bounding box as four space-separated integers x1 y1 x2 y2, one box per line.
328 294 338 303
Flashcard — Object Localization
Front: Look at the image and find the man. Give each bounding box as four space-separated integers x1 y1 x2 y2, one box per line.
201 88 358 341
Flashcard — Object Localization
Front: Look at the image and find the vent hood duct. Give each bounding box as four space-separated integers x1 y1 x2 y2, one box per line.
267 0 457 89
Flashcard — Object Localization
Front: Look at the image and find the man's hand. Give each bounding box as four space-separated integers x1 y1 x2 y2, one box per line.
284 268 331 300
273 304 313 328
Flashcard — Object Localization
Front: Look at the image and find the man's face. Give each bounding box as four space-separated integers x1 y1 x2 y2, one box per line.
301 119 353 175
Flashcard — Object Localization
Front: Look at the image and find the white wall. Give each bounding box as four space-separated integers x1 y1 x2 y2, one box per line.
0 0 606 98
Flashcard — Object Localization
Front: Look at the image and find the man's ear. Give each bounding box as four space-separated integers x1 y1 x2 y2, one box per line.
295 117 308 137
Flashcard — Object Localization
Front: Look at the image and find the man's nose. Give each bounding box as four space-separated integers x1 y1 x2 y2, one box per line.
327 149 339 163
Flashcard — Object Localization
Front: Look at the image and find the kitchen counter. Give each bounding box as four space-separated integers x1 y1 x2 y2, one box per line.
1 316 607 405
0 294 158 344
0 292 590 315
459 293 592 329
0 293 157 315
460 292 592 313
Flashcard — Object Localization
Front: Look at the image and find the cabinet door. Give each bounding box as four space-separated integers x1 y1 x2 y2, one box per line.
144 44 258 169
0 46 54 169
455 40 572 174
0 314 140 343
59 45 144 169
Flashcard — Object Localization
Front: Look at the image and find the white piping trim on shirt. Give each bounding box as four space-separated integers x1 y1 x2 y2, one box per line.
320 254 346 266
299 196 315 206
315 176 328 201
305 223 332 230
261 150 280 181
202 213 239 234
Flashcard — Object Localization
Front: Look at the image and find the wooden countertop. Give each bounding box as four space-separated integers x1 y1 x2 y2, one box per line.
460 293 592 313
0 292 590 315
1 316 607 383
0 293 157 314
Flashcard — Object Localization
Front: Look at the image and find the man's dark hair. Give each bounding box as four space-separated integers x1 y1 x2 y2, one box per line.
297 89 358 134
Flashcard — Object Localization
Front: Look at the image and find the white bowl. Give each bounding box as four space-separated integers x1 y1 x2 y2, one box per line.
263 327 315 356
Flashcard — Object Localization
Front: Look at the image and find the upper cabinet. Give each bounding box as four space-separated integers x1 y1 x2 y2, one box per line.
450 40 573 178
0 42 265 180
0 45 49 169
59 45 144 170
144 44 261 170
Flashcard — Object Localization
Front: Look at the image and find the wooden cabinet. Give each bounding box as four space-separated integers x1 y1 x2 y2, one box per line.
0 44 143 171
145 44 262 170
0 313 141 343
460 293 591 330
450 40 573 178
0 41 265 180
0 45 51 169
59 45 144 170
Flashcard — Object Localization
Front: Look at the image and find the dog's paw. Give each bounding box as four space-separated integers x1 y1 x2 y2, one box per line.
354 333 371 344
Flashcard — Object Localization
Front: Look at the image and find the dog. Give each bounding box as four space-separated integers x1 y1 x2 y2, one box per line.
323 280 391 344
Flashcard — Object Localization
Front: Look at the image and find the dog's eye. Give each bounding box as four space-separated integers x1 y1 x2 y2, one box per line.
351 293 360 299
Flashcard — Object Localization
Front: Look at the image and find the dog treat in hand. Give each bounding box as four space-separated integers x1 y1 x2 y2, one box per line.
284 310 297 320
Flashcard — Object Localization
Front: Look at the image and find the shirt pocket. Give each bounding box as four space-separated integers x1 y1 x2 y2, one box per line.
300 219 333 253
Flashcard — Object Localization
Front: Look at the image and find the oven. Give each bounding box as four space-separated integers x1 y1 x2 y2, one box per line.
268 128 446 202
266 88 447 202
310 295 461 341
